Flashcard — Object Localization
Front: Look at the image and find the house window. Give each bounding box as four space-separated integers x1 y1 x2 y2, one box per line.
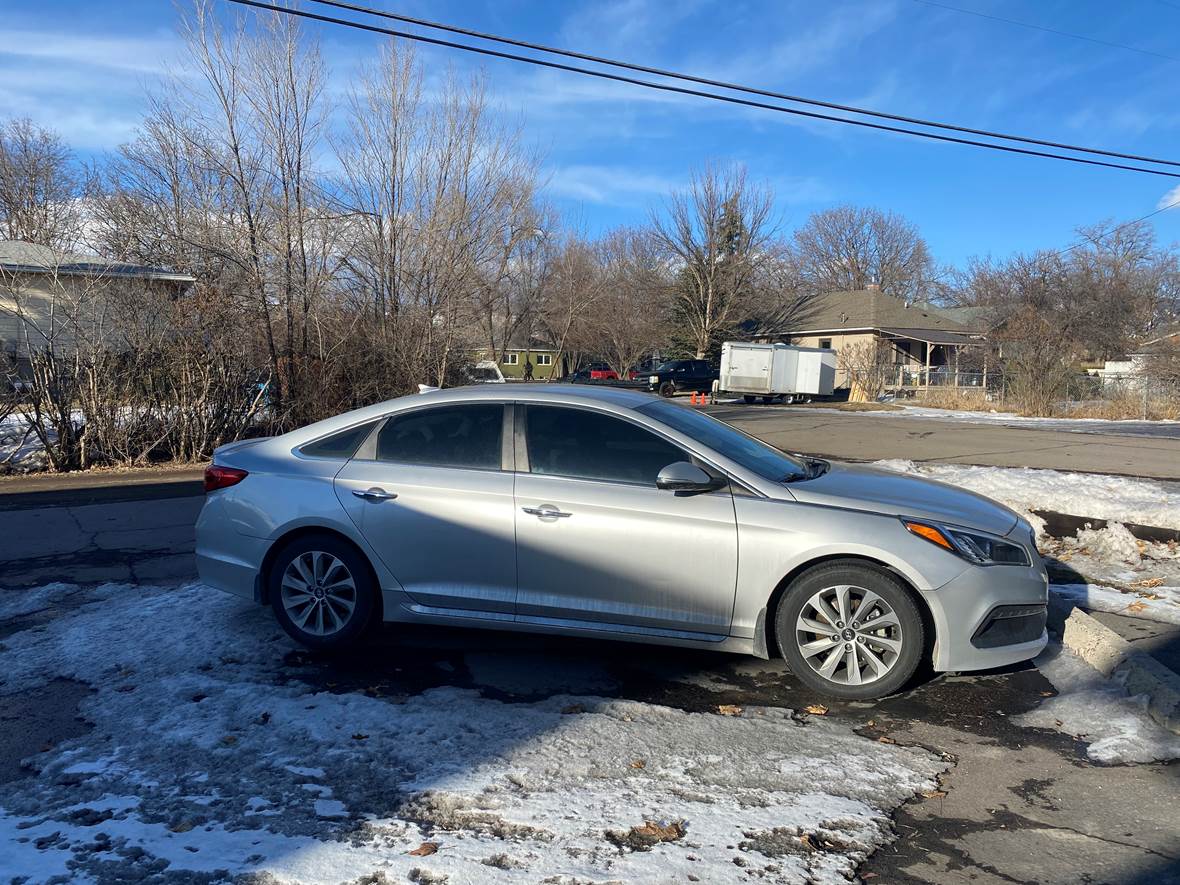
503 353 519 365
819 338 832 350
536 354 553 366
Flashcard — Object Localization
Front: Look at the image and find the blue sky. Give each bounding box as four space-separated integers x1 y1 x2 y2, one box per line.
2 0 1178 268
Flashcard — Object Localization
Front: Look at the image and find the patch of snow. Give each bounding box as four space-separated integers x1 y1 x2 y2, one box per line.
872 460 1180 531
0 581 949 883
1014 643 1180 764
1051 584 1180 627
0 581 79 620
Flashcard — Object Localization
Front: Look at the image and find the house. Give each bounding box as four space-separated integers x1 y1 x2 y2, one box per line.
0 240 195 375
776 285 990 390
1092 329 1180 389
480 334 568 381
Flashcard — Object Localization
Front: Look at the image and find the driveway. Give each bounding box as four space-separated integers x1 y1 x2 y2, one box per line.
2 413 1179 882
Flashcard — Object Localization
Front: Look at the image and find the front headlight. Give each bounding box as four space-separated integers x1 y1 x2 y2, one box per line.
903 520 1031 566
649 375 659 384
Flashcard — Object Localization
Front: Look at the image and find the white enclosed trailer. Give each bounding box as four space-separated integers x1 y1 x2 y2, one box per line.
719 342 837 403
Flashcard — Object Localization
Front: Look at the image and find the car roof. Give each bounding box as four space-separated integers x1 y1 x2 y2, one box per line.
282 384 663 445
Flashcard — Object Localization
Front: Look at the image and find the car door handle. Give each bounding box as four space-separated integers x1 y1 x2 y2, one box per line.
353 487 398 501
522 505 571 518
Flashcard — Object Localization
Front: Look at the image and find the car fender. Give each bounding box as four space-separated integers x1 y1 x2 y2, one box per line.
730 496 969 641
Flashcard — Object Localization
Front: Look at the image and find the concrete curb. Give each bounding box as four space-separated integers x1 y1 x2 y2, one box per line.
1048 598 1180 734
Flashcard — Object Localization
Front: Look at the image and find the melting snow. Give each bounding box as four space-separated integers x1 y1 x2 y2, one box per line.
1014 643 1180 764
0 581 948 883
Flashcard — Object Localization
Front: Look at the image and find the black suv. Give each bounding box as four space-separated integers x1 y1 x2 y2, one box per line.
645 359 718 397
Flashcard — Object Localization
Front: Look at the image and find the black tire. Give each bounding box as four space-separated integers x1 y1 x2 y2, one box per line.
761 396 776 404
775 562 924 700
268 533 378 650
659 381 676 398
743 395 757 404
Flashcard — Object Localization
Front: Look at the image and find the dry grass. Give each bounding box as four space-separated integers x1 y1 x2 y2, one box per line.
1060 391 1180 421
910 388 992 411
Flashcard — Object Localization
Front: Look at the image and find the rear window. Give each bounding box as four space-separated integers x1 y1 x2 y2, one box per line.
299 421 378 459
376 404 503 470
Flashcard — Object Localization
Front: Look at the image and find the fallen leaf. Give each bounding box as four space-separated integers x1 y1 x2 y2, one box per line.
169 821 194 833
1132 577 1164 588
606 820 686 851
877 736 896 745
630 759 646 769
219 735 237 746
921 790 947 799
408 842 438 856
1040 690 1054 697
1125 601 1149 613
804 704 828 716
863 873 879 880
716 704 742 716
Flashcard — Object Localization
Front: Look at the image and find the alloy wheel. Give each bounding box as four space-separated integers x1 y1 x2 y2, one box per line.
794 584 903 686
280 551 358 637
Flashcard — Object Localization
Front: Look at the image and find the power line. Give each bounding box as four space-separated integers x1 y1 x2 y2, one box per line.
306 0 1180 170
225 0 1180 179
910 0 1179 63
1049 195 1180 257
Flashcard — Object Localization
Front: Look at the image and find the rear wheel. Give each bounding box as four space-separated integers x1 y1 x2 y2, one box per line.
269 534 377 650
776 562 924 699
743 395 757 404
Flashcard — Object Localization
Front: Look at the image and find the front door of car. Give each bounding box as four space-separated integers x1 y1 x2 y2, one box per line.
335 402 517 614
513 404 738 635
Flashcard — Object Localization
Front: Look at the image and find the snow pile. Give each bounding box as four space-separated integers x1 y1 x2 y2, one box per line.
0 582 948 883
0 412 49 473
1015 643 1180 764
872 460 1180 531
1071 522 1145 565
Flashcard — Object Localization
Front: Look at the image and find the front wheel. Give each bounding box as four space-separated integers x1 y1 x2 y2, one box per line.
776 563 924 699
659 381 676 398
269 534 378 650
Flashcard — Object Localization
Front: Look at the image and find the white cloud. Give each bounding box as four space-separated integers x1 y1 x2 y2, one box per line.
1158 184 1180 211
0 29 180 76
546 164 681 205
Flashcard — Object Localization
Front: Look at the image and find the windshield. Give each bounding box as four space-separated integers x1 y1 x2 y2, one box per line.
638 400 809 482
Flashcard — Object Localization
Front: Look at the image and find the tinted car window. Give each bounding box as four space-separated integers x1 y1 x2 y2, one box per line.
638 400 808 482
526 405 685 485
376 404 502 470
299 420 378 459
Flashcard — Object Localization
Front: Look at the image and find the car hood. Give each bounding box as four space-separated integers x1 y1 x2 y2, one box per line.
785 462 1020 536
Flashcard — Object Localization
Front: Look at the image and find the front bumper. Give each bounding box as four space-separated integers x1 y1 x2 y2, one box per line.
921 560 1049 672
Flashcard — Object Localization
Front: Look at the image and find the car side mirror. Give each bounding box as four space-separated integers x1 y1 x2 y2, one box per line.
656 461 722 494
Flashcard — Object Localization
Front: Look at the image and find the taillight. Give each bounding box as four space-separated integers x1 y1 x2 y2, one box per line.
204 464 248 493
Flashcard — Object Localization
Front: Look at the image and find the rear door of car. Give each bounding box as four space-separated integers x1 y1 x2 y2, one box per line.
512 403 738 635
334 402 517 614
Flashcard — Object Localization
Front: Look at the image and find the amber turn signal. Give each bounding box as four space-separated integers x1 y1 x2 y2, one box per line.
904 521 954 550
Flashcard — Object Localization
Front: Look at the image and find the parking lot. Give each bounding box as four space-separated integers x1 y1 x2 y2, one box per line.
2 407 1179 883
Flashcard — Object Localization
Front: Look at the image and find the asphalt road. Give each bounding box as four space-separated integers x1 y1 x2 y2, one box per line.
2 405 1179 883
710 404 1180 479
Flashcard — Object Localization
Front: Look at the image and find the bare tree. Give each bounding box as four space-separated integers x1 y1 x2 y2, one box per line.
840 340 895 403
651 164 775 358
587 227 669 376
790 205 934 300
0 118 85 249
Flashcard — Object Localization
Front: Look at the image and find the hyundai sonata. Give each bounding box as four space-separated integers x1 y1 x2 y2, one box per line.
196 385 1048 699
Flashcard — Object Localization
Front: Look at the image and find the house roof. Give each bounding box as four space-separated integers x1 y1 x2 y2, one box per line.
0 241 196 283
878 327 984 346
784 289 980 337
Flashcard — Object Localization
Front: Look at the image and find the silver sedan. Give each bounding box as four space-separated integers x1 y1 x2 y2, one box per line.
196 385 1048 699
